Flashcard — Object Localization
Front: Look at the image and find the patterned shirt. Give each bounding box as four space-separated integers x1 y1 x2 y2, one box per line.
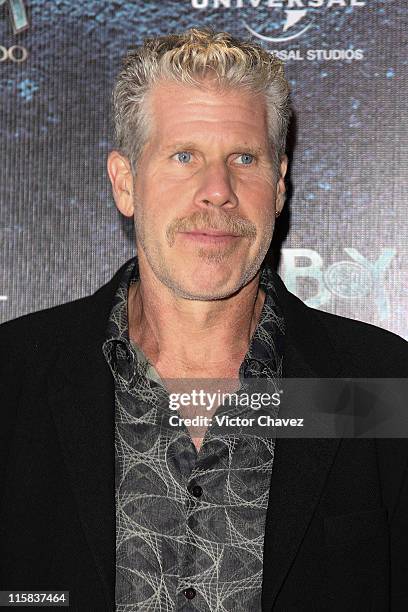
102 256 285 611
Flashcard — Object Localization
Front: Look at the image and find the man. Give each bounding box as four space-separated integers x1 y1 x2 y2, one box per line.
0 27 407 611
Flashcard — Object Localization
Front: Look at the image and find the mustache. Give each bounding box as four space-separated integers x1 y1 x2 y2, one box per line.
166 211 257 245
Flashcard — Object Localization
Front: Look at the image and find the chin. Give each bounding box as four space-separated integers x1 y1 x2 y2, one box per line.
149 246 260 299
172 267 244 300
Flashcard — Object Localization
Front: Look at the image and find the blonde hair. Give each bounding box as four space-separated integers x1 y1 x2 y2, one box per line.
112 27 291 174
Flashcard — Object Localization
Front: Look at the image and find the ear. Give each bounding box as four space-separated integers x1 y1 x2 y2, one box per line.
275 154 288 217
107 150 134 217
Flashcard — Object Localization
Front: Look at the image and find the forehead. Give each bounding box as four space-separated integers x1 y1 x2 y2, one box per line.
146 78 269 145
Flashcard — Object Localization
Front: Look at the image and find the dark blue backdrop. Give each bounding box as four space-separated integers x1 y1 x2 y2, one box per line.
1 0 407 339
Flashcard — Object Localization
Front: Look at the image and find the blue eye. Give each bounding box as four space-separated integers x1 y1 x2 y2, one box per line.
237 153 254 165
176 151 192 164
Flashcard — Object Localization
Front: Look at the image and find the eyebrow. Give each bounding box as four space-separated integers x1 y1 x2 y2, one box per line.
161 142 265 156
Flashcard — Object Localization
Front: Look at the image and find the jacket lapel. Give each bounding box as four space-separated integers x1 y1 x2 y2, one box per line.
47 265 128 610
262 272 408 609
262 273 343 609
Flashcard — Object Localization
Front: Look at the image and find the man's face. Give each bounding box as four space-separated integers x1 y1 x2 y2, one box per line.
131 79 286 300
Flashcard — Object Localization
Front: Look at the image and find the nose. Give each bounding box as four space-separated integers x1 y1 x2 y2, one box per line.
193 162 239 211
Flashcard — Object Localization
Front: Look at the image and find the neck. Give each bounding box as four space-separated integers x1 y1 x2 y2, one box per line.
128 256 266 377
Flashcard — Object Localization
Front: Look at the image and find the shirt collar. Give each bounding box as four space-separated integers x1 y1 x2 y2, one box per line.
102 256 285 383
241 263 285 380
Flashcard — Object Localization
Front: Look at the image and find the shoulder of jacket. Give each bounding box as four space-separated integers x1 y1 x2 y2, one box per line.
0 294 94 359
312 307 408 376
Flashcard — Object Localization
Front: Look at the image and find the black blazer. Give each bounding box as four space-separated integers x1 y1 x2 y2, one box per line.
1 260 407 611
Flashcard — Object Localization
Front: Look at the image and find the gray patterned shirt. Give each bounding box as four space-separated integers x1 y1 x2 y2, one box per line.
102 256 285 611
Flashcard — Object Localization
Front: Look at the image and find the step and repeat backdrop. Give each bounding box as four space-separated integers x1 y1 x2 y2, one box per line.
1 0 407 338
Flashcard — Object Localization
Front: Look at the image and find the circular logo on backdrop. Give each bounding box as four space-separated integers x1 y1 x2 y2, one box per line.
323 261 373 299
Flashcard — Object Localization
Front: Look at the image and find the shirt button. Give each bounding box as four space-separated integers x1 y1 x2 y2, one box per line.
183 587 196 600
190 484 203 498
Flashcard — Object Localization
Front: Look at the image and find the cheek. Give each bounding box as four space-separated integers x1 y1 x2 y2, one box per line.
240 184 275 220
137 190 177 239
239 175 275 199
145 175 183 208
